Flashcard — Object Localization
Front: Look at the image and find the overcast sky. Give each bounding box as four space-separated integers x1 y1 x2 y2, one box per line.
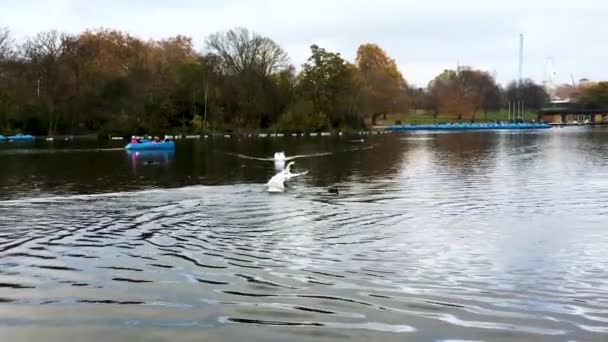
1 0 606 86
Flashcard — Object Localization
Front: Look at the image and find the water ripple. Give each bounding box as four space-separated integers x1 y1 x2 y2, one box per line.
2 131 608 340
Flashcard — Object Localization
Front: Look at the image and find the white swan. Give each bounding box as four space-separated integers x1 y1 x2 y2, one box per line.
273 151 287 170
274 152 286 161
274 159 285 171
266 161 308 193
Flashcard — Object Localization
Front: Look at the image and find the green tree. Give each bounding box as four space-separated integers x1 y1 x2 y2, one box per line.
578 82 608 109
299 45 363 129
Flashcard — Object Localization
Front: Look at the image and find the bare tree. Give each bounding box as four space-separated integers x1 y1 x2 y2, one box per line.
22 30 67 64
22 30 70 135
206 27 288 76
0 27 14 60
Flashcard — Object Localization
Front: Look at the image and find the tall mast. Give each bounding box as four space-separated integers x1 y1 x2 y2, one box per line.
518 34 524 85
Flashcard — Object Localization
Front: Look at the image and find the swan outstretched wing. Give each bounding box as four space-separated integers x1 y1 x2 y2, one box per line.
285 170 308 181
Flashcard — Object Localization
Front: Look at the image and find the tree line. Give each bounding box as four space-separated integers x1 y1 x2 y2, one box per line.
1 26 601 136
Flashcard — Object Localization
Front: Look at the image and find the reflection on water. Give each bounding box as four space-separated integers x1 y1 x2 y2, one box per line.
126 150 175 174
1 128 608 341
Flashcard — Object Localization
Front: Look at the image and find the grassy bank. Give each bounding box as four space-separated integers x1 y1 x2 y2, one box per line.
370 111 539 127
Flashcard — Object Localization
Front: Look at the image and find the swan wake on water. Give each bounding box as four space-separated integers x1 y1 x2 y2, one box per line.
266 162 308 193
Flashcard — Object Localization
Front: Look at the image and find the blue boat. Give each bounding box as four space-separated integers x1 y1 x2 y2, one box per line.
385 122 551 132
0 134 6 141
7 133 34 141
124 140 175 151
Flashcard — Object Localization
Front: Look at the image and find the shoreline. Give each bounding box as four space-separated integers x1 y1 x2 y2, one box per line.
6 123 606 142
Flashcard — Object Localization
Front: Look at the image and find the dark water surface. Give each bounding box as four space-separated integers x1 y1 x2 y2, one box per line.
1 128 608 341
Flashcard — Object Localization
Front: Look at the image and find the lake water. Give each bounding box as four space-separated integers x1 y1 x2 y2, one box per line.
1 128 608 341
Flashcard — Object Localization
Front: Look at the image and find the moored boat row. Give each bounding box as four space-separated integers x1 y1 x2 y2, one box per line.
385 122 551 131
0 133 35 141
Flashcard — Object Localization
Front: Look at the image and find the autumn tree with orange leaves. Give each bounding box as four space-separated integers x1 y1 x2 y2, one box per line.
0 25 553 135
356 43 408 125
428 67 502 121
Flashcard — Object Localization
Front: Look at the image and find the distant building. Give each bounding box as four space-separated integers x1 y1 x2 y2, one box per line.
538 100 608 124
